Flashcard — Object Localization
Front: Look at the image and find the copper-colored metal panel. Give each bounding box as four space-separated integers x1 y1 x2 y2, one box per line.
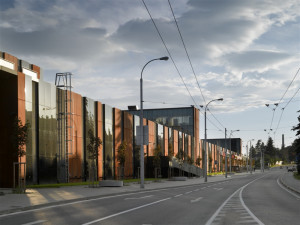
173 130 178 156
97 101 103 180
114 108 122 178
123 112 133 178
164 126 168 156
4 52 18 72
31 65 40 80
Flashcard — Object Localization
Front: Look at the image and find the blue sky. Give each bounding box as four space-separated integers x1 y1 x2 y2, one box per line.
1 0 299 154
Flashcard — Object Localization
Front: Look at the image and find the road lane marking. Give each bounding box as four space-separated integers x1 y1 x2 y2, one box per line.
21 220 47 225
174 194 183 198
185 191 193 194
277 178 300 199
81 197 171 225
205 174 268 225
190 197 203 203
124 195 153 200
213 187 223 191
194 189 199 192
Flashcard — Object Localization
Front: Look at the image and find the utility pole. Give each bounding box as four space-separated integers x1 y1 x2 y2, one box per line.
246 144 249 173
250 140 252 174
225 128 227 178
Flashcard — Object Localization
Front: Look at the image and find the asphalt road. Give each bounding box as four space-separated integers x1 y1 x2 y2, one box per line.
0 170 299 225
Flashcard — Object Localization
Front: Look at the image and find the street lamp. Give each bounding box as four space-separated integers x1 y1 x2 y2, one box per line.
229 129 240 173
204 98 223 182
140 56 169 188
246 139 254 174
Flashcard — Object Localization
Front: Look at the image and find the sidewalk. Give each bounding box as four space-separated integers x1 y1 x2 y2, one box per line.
280 172 300 195
0 173 251 215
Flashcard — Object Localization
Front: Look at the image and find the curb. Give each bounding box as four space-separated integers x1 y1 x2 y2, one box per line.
279 174 300 195
0 177 233 216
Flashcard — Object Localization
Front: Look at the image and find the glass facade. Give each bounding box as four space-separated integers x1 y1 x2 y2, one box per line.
157 124 164 155
129 107 194 136
178 131 183 158
184 133 189 159
103 104 114 179
83 97 96 180
168 128 173 157
25 75 33 183
38 80 57 184
133 115 140 177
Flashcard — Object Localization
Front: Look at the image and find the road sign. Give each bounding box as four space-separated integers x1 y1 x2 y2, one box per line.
136 125 149 145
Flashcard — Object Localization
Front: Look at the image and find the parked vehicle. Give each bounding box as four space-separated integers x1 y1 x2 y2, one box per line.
287 166 296 172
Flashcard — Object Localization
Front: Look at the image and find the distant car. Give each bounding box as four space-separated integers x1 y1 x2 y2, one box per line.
287 167 295 172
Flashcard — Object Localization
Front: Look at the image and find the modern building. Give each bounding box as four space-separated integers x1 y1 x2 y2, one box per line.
0 51 245 188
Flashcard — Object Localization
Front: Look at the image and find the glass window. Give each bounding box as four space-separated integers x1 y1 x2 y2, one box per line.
104 104 114 179
157 124 164 155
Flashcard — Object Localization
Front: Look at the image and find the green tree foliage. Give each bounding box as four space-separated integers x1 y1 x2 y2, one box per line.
195 156 202 166
292 110 300 155
153 144 162 168
187 156 194 165
12 117 30 159
117 141 127 167
168 143 174 161
175 148 184 161
87 129 102 161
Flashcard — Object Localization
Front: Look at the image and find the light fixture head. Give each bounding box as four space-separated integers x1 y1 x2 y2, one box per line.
159 56 169 61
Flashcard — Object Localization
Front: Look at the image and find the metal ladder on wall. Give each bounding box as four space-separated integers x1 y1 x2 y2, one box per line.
55 72 73 183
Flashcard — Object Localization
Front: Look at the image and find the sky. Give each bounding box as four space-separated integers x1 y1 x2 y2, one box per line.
1 0 299 154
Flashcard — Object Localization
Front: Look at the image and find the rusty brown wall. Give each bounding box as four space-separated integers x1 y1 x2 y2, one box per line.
97 101 103 180
164 126 168 156
69 92 83 181
4 52 18 72
123 112 133 178
148 120 156 156
114 108 122 178
173 130 178 156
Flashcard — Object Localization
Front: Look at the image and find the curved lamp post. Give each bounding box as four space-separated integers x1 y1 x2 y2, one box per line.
204 98 223 182
140 56 168 188
246 139 254 174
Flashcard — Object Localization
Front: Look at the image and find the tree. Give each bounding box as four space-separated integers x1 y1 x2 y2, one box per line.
153 144 162 169
195 156 202 166
168 143 174 161
117 141 127 167
87 129 102 185
265 137 276 166
153 145 162 179
117 141 127 179
292 110 300 174
11 117 30 192
12 117 30 160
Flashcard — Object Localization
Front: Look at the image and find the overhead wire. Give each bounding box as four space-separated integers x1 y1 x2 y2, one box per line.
142 0 199 109
273 67 300 138
167 0 228 132
167 0 206 106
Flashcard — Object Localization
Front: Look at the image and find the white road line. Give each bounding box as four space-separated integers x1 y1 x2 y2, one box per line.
21 220 47 225
190 197 203 203
194 189 199 192
185 191 193 194
81 197 171 225
277 178 300 199
124 195 153 200
205 174 268 225
174 194 183 198
201 187 207 189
